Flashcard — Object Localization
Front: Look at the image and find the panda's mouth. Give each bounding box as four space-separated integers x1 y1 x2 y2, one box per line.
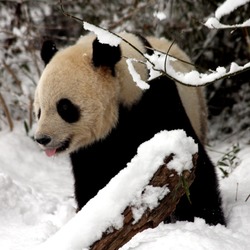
57 139 71 153
45 139 71 157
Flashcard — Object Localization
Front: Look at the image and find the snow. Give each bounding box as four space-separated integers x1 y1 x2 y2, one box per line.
121 218 250 250
204 0 250 29
214 0 250 20
1 122 250 250
83 21 121 46
153 11 167 21
145 51 250 87
126 58 150 90
204 17 250 29
0 124 75 250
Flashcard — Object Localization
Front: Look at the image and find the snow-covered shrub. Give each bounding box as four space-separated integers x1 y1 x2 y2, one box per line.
0 1 49 130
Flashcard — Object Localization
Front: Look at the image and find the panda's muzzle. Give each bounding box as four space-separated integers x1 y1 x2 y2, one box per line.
35 135 51 146
35 135 71 156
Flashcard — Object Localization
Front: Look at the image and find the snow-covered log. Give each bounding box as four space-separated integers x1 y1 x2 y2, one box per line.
90 153 198 250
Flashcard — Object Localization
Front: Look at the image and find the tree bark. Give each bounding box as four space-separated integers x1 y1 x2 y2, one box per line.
90 153 198 250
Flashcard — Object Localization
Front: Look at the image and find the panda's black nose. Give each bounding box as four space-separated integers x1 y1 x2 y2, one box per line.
35 135 51 146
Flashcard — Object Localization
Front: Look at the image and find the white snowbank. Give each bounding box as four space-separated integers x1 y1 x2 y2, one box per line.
0 124 75 250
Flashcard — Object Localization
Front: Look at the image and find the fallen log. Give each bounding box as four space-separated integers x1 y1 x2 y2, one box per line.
91 152 198 250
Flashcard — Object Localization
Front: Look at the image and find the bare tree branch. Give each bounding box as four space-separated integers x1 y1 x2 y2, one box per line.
0 92 14 131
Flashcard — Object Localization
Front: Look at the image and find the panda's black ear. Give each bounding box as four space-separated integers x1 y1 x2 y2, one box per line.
41 40 58 66
92 38 121 76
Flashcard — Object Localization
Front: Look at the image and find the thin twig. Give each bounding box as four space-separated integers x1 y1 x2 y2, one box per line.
2 60 23 93
28 96 33 128
245 194 250 202
235 183 239 202
31 48 41 78
59 0 83 23
0 92 14 131
108 0 156 30
164 39 176 73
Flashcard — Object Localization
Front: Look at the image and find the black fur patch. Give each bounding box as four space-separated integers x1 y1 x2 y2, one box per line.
92 38 121 76
134 33 153 55
41 40 58 66
70 75 226 226
57 98 80 123
37 108 41 120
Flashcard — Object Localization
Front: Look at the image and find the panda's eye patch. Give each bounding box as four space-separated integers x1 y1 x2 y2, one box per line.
57 98 80 123
37 108 41 120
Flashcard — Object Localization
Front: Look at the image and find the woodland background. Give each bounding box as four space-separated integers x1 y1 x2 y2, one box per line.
0 0 250 142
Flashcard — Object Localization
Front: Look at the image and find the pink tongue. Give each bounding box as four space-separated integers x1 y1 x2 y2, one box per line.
45 148 57 157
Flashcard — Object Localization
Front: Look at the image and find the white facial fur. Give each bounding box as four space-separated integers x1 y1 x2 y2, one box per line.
34 33 148 154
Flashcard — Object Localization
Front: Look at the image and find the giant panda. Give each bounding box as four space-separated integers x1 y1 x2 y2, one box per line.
34 32 226 226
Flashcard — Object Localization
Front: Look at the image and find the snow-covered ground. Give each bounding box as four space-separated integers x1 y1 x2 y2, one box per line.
0 122 250 250
0 123 75 250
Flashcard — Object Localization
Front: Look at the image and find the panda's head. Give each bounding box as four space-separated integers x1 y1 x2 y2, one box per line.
34 33 148 156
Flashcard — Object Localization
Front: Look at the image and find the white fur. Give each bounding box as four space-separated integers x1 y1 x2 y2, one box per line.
34 34 119 153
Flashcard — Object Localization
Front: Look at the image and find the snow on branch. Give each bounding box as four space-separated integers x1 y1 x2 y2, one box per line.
82 22 250 88
83 22 121 46
205 17 250 29
205 0 250 29
148 53 250 87
34 130 198 250
126 58 150 89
